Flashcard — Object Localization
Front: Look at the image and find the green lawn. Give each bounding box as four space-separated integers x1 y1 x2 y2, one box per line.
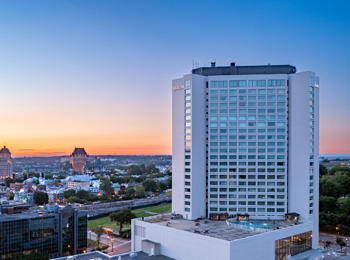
160 191 172 196
88 203 172 230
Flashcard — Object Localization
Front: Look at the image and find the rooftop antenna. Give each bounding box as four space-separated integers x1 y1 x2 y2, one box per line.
192 60 194 69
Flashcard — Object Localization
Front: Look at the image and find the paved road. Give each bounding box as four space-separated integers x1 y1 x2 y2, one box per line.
320 232 350 256
88 231 131 256
75 196 171 218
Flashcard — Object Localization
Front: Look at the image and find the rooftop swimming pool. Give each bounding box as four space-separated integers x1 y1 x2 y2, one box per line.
233 221 272 229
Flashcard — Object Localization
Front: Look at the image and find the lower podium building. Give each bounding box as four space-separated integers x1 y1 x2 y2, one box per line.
0 205 87 259
131 214 313 260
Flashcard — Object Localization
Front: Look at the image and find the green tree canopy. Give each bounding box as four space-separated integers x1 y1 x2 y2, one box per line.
335 173 350 198
76 189 90 200
146 163 159 174
44 174 53 179
134 186 145 198
127 165 144 175
158 182 167 191
142 179 158 192
343 197 350 215
5 178 23 187
320 176 340 198
329 165 350 175
110 208 136 233
336 237 346 250
100 178 114 196
319 196 337 212
126 187 135 197
33 191 48 205
94 226 104 248
319 164 328 176
63 189 76 199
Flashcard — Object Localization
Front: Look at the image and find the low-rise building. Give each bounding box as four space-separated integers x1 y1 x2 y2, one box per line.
67 180 90 189
132 214 313 260
9 182 24 192
0 205 87 259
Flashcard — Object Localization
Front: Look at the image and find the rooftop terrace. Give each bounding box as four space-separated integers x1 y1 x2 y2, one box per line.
142 214 306 241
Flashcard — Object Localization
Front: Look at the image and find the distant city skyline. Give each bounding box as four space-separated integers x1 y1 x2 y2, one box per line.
0 0 349 156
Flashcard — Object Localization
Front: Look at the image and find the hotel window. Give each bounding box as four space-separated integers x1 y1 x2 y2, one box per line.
229 80 247 87
268 79 285 87
211 81 227 88
248 80 266 87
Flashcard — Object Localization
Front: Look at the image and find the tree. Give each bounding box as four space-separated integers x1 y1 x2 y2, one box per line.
33 191 48 205
110 208 136 234
126 187 135 197
319 196 337 212
143 179 158 192
324 240 332 249
63 189 76 199
57 175 65 180
76 189 90 200
335 173 350 198
344 197 350 215
45 174 53 179
135 186 145 198
319 176 339 198
29 172 40 178
100 178 114 197
94 226 104 248
127 165 143 175
336 237 346 251
329 165 350 175
319 164 328 176
338 224 350 236
159 182 167 191
146 163 158 174
5 178 23 187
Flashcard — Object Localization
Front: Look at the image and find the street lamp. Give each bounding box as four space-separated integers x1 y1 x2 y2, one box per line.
89 230 92 240
111 238 114 252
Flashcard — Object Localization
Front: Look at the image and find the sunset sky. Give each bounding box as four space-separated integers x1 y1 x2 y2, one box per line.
0 0 349 156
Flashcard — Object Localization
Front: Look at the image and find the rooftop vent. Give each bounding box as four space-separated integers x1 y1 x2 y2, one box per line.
230 62 236 66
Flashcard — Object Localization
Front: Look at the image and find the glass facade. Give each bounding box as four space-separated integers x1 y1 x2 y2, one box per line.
0 215 60 259
207 77 288 219
0 207 87 259
275 231 312 260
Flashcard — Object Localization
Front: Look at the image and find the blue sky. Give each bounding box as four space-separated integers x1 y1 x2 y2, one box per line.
0 0 349 155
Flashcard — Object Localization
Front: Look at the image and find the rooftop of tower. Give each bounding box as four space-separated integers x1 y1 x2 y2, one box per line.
0 146 11 154
70 147 88 157
192 62 296 76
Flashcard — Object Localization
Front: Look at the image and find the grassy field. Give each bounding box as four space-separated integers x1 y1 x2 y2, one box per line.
88 203 172 230
160 191 172 196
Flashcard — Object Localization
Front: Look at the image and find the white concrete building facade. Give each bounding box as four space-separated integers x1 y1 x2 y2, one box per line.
132 63 319 260
172 64 319 227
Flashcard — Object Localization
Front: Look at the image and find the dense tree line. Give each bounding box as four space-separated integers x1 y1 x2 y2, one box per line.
319 164 350 234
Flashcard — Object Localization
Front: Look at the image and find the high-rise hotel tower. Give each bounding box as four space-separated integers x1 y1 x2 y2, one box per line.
172 63 319 245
